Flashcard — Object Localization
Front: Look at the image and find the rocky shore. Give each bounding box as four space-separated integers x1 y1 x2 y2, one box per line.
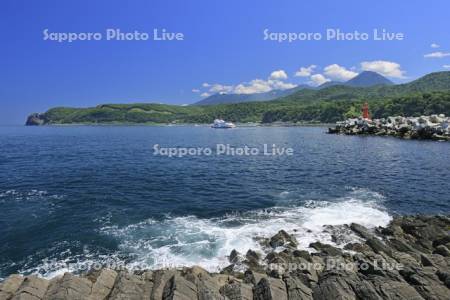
328 115 450 141
1 215 449 299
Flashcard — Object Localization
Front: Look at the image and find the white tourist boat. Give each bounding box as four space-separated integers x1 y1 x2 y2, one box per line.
211 119 236 129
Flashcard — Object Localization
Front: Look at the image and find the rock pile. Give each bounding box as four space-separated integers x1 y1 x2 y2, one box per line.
328 114 450 141
25 113 47 126
1 215 449 299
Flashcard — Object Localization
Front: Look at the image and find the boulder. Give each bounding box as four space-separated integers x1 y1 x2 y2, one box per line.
283 275 313 300
12 276 49 300
229 249 240 264
309 242 342 257
400 267 450 300
292 250 311 262
366 238 392 256
253 277 288 300
269 230 298 248
434 245 450 257
219 280 253 300
151 270 177 300
182 266 223 300
369 276 425 300
43 272 92 300
350 223 373 240
89 269 118 300
312 270 360 300
108 271 152 300
162 275 197 300
0 275 24 300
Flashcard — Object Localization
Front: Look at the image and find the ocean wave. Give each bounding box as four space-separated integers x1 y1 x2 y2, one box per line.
99 187 391 272
18 188 391 278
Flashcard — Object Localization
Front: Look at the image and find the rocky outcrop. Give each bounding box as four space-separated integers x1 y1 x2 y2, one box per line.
328 114 450 141
25 113 47 126
1 215 449 299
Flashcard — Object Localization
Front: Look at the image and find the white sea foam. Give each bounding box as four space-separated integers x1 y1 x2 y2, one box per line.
21 188 392 278
99 188 391 272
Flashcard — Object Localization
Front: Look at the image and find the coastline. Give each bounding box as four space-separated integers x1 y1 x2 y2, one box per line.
328 115 450 142
1 215 449 299
22 122 334 128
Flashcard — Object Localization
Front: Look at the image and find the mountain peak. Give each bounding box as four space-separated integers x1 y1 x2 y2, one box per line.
346 71 394 87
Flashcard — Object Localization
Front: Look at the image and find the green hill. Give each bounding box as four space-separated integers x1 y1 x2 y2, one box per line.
26 72 450 125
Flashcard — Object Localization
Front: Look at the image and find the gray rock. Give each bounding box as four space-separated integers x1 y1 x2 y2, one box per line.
420 254 435 267
0 275 24 300
432 236 450 248
151 270 177 300
350 223 374 240
283 276 313 300
182 266 223 300
434 245 450 257
253 277 287 300
245 250 260 263
387 238 417 254
108 271 152 300
229 250 240 264
400 267 449 300
43 273 92 300
12 276 49 300
309 242 342 257
313 270 359 300
269 230 298 248
89 269 118 300
219 280 253 300
162 275 197 300
366 238 392 256
343 243 371 253
436 270 450 288
292 250 311 262
370 276 425 300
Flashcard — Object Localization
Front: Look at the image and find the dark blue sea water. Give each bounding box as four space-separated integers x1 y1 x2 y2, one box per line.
0 125 449 279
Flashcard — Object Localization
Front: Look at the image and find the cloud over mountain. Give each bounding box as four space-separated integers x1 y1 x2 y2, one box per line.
360 60 406 78
309 74 330 86
269 70 288 80
323 64 358 81
295 65 317 77
196 69 297 95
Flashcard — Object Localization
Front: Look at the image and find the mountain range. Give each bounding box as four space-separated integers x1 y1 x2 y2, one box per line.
194 71 394 106
25 71 450 125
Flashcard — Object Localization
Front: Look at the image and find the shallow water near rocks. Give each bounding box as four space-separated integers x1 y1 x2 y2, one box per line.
0 125 449 279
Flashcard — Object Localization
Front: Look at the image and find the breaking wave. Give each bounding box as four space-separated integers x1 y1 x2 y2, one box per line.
19 188 391 278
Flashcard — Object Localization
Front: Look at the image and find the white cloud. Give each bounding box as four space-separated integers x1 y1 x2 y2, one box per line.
443 65 450 69
295 65 317 77
192 89 200 93
268 79 297 90
424 51 450 58
269 70 288 80
197 69 297 95
431 43 440 48
323 64 358 81
209 84 234 93
233 78 296 94
309 74 330 86
234 79 272 94
360 60 406 78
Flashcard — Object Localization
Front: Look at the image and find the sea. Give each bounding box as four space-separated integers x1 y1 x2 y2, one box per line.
0 125 449 279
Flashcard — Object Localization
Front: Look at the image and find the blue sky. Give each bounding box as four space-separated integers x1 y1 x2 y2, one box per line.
1 0 450 124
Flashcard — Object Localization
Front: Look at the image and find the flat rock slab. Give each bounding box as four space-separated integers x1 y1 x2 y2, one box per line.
12 276 49 300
